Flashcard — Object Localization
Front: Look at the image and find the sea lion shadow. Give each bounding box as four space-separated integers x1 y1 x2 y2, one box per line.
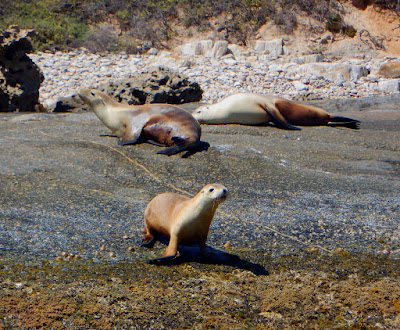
147 241 269 276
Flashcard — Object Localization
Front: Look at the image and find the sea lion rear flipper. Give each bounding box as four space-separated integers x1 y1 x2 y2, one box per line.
157 137 210 157
180 141 210 158
141 234 156 248
327 116 361 129
260 104 301 130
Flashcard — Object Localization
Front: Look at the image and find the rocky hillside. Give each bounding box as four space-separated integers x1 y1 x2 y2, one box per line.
0 0 399 57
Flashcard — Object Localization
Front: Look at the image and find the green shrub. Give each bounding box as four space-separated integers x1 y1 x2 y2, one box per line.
0 0 88 51
274 11 298 34
326 11 342 33
343 25 357 38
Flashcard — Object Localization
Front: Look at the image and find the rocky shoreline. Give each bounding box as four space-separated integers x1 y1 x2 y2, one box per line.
2 35 400 328
30 42 400 110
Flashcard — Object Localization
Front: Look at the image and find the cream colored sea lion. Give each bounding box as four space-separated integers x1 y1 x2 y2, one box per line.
141 184 228 264
78 88 209 157
193 93 360 130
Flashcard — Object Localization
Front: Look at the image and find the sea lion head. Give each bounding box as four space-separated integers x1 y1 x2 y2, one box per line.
199 183 228 205
193 105 214 124
77 88 107 109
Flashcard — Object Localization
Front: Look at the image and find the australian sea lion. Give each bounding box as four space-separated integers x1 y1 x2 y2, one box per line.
78 88 209 157
141 184 228 264
193 93 360 130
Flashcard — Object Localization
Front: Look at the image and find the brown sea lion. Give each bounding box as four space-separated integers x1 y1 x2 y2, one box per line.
141 184 228 264
78 88 209 157
193 93 360 130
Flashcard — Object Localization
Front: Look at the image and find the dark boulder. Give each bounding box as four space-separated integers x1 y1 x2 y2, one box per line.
0 26 44 112
99 65 203 105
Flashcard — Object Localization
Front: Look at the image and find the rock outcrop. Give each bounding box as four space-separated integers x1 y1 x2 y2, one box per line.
99 65 203 105
178 40 232 59
46 65 203 112
254 39 284 57
0 26 44 112
378 62 400 79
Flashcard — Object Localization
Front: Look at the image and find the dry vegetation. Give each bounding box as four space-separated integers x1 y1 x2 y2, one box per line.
0 0 399 53
1 252 400 328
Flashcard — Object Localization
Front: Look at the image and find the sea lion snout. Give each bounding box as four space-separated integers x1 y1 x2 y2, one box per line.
219 187 228 200
77 87 95 103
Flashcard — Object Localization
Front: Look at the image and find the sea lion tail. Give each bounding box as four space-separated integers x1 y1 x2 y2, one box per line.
327 116 361 129
157 137 210 158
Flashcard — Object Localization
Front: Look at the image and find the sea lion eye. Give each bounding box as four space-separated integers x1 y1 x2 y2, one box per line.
209 188 214 192
91 91 95 96
196 110 201 113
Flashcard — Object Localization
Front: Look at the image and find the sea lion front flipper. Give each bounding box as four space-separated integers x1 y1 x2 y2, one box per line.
259 104 301 130
146 235 179 264
118 124 142 146
146 254 178 265
163 234 179 257
99 133 118 138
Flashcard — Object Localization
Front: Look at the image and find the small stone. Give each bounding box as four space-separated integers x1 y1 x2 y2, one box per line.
111 277 123 284
126 246 135 252
377 248 390 255
293 81 309 91
223 241 232 249
147 48 158 55
335 247 348 255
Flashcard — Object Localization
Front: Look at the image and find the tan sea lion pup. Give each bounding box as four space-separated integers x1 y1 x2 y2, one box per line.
141 184 228 264
193 93 360 130
78 88 209 157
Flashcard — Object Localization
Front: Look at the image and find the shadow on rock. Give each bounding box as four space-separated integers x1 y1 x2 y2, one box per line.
146 244 269 276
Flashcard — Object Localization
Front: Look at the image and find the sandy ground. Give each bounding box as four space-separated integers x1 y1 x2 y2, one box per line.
0 95 399 328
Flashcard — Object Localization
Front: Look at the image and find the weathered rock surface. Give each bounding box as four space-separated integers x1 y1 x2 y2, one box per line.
378 79 400 92
0 26 44 112
0 95 399 328
378 61 400 78
178 40 214 57
1 95 399 262
254 38 284 57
